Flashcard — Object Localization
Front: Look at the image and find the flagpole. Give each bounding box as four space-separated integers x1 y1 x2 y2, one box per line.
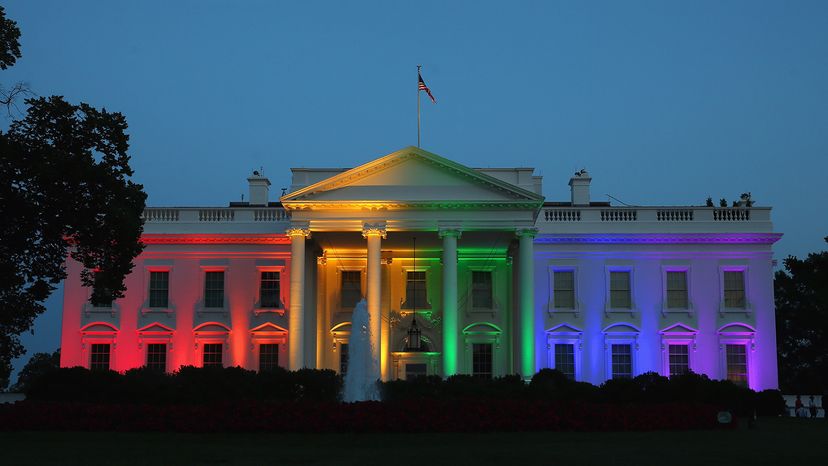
417 64 421 148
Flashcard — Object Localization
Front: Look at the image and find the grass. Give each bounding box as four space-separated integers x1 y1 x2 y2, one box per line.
1 417 826 465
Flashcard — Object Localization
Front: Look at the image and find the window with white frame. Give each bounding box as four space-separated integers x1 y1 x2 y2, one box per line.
554 344 576 379
611 344 633 379
547 324 582 381
146 343 167 372
471 271 493 309
609 271 632 309
259 271 281 308
149 271 169 308
204 271 225 308
472 343 493 378
341 271 362 309
668 344 689 376
604 323 639 380
666 271 689 309
402 271 428 309
725 344 748 386
259 343 279 372
90 343 111 371
339 343 350 375
202 343 223 368
553 270 575 310
723 271 746 309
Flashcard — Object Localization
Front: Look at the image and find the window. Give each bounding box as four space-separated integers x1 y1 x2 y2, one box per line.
472 343 493 379
339 343 349 375
260 271 281 308
726 344 748 386
259 344 279 371
723 271 746 308
149 271 169 308
341 271 361 309
668 344 689 376
554 344 576 379
666 271 688 309
609 271 631 309
471 271 493 309
90 343 111 371
403 271 427 309
204 271 225 308
202 343 223 368
553 271 575 309
611 344 632 379
146 343 167 372
405 363 427 380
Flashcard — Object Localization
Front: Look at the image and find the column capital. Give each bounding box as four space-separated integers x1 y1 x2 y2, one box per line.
438 228 462 239
362 222 387 239
286 226 311 239
515 227 539 239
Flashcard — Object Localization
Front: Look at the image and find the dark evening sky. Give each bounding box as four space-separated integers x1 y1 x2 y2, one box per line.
3 0 827 377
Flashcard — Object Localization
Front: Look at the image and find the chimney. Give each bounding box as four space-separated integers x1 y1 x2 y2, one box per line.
569 169 591 206
247 170 271 206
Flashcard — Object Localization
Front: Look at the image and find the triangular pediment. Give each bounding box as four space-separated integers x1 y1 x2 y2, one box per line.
281 147 543 209
250 322 288 334
660 323 697 334
138 322 175 334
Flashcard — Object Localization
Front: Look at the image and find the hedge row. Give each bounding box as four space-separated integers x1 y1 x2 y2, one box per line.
23 366 785 416
0 399 728 433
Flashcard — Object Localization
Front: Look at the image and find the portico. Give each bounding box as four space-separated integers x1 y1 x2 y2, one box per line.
280 146 545 379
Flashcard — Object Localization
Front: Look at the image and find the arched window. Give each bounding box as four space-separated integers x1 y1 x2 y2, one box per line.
463 322 503 379
80 322 119 371
193 322 231 368
603 323 640 380
718 323 755 388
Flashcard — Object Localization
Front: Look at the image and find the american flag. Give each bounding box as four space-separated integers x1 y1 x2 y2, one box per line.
418 72 436 103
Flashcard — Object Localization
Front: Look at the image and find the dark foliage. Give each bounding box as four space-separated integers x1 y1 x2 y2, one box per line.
22 367 784 418
0 6 21 70
775 243 828 392
0 97 146 388
0 400 726 433
10 348 59 392
26 366 341 404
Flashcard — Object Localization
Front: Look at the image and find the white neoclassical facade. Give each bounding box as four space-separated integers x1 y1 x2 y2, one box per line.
60 147 782 389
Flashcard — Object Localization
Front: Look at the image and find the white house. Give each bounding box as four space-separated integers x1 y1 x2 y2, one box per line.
59 146 781 390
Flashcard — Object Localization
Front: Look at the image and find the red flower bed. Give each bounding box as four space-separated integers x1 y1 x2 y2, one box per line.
0 400 728 433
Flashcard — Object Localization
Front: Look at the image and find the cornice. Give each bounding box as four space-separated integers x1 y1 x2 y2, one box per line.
282 200 543 211
141 234 290 245
534 233 783 245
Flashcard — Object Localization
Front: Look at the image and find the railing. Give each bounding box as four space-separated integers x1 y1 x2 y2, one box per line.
544 209 581 222
199 209 234 222
657 209 694 221
713 208 750 221
143 207 290 223
540 206 768 226
601 209 637 222
142 208 179 222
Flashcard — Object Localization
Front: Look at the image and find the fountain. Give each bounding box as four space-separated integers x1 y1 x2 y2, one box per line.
342 298 380 402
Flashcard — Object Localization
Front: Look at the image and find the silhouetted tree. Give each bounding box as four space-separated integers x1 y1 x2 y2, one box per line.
775 238 828 392
11 349 59 392
0 8 146 388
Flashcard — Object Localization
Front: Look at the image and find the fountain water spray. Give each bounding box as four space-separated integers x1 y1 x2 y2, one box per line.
342 298 380 402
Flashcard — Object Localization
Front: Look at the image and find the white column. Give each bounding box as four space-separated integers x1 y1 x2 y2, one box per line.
363 223 386 369
287 226 310 370
439 228 461 377
517 228 537 379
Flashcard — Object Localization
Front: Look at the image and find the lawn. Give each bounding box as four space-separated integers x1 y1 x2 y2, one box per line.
1 417 826 465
